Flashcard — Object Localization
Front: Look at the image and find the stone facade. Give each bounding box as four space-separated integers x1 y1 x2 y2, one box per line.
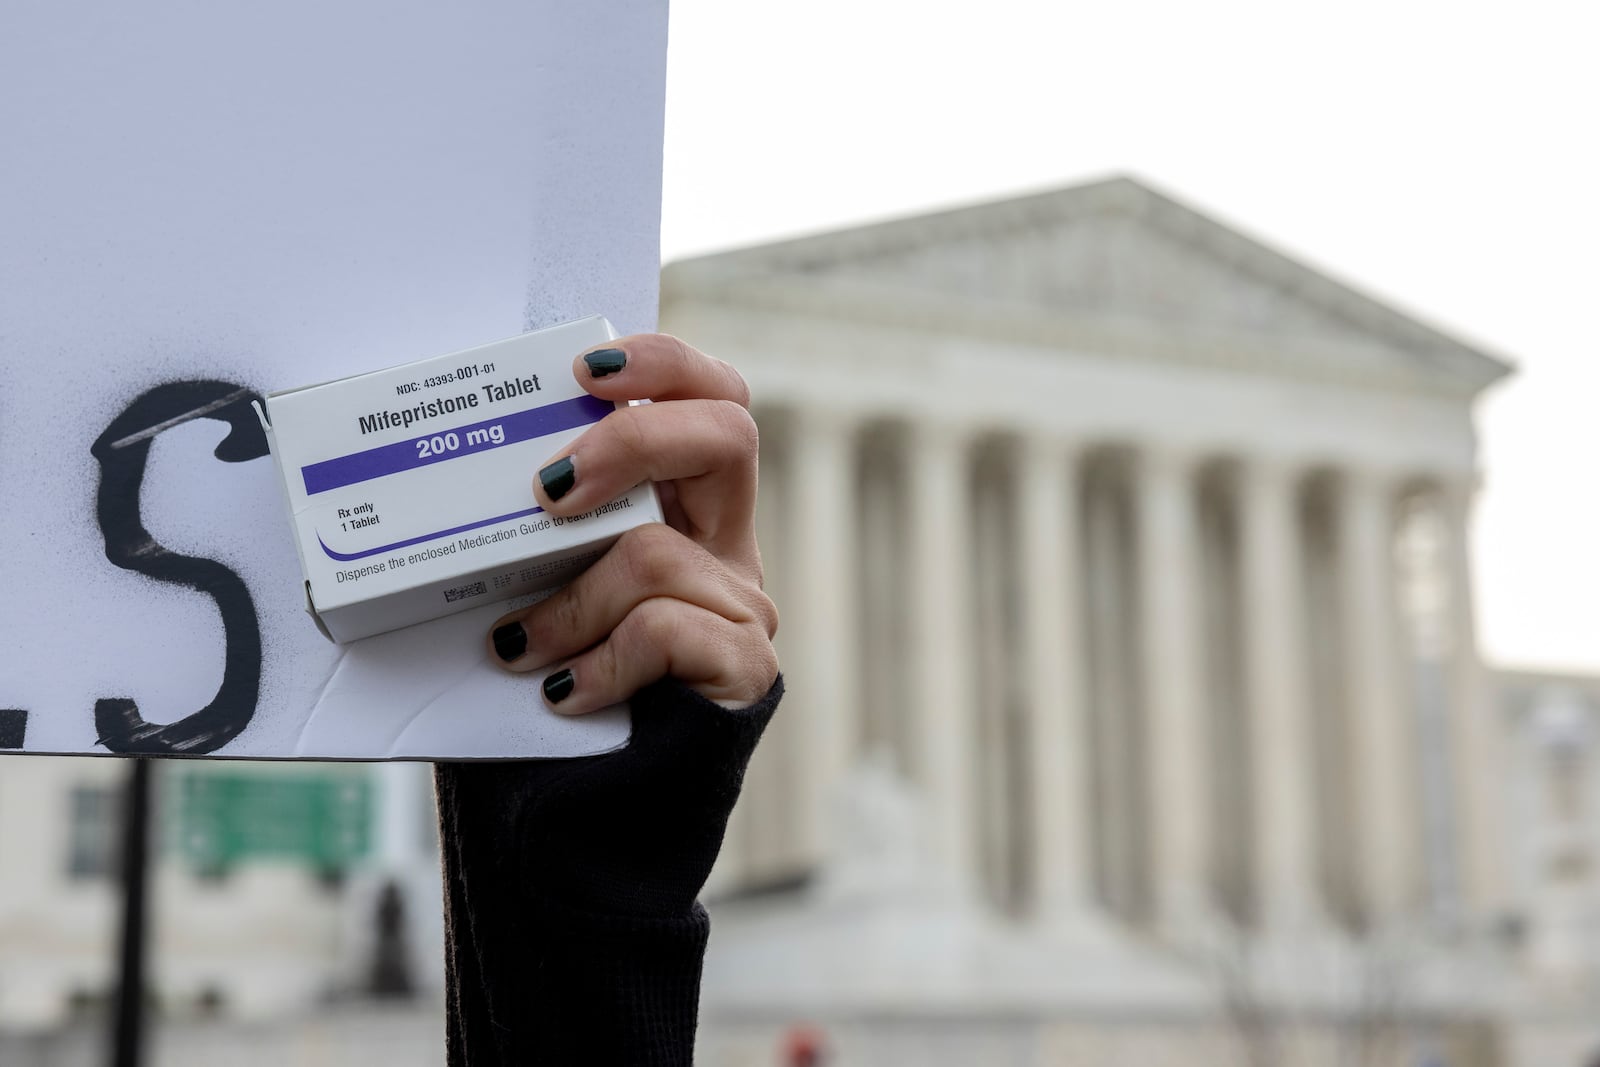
663 176 1534 1066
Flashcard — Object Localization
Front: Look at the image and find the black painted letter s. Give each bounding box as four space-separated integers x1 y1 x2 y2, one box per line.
90 382 268 755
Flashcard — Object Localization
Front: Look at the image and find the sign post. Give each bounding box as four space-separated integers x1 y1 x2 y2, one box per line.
111 759 153 1067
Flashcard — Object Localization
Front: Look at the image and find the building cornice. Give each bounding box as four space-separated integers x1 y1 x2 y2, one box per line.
662 273 1500 401
663 175 1514 399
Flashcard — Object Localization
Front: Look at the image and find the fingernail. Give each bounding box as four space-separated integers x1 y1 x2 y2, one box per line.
583 348 627 378
542 668 575 705
492 622 526 662
539 456 576 501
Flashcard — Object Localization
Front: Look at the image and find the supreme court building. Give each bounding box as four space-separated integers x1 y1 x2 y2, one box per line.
660 177 1557 1066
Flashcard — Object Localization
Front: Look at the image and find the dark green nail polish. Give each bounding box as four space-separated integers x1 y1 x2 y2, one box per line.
543 668 575 704
539 456 576 501
492 622 526 662
583 348 626 378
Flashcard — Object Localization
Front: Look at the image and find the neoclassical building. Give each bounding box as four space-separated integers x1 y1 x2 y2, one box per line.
662 177 1528 1065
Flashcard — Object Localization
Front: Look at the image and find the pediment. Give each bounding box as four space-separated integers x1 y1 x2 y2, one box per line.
663 177 1511 396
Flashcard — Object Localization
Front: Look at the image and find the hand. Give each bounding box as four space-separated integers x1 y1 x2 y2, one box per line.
485 334 779 713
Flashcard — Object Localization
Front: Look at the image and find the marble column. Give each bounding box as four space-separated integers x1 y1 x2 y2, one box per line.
1240 459 1324 932
1082 455 1144 921
1440 477 1506 922
1018 436 1098 923
788 407 860 866
906 422 978 900
1136 447 1216 935
1338 468 1417 928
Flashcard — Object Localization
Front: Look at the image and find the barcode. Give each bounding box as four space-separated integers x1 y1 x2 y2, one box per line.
443 581 487 604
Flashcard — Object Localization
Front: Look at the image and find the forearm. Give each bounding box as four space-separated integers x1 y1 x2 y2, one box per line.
435 676 782 1066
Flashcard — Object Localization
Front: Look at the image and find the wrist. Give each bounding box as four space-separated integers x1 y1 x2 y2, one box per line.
518 675 783 920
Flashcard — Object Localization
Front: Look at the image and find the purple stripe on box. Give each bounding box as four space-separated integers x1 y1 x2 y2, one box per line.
300 394 613 496
317 505 545 562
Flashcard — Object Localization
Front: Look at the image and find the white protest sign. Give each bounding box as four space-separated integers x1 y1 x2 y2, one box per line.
0 1 668 759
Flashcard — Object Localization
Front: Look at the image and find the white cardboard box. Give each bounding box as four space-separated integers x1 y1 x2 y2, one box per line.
257 316 662 642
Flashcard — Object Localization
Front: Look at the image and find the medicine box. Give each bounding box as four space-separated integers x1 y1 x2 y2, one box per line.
256 316 662 642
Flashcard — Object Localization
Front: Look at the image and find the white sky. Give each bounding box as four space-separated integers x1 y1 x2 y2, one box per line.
661 0 1600 674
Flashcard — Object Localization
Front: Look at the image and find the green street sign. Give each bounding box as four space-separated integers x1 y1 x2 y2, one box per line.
174 770 372 872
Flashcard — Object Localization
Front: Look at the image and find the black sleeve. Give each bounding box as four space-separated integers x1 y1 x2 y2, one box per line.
434 674 782 1066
